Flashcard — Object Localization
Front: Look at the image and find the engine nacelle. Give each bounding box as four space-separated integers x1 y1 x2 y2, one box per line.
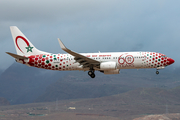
104 69 120 74
100 62 117 70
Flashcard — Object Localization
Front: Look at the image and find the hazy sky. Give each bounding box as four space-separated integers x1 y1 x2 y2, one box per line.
0 0 179 70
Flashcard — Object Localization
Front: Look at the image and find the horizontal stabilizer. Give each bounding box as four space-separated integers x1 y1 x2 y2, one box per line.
6 52 28 60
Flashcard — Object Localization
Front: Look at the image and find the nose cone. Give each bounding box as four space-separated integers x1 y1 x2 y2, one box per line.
167 58 175 65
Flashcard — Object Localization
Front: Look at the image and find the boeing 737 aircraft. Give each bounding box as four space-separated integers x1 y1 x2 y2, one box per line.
7 26 175 78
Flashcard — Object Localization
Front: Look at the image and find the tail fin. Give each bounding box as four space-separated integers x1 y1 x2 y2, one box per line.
10 26 48 56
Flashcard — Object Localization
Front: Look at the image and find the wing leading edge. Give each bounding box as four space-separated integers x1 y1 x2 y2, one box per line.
58 38 100 69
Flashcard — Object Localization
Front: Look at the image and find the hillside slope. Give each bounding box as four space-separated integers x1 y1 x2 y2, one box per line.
0 62 179 105
0 97 10 106
0 62 68 105
62 87 180 119
35 68 179 103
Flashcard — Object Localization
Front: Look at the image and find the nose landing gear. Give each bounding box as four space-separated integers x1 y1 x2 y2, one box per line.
88 70 95 78
156 71 159 75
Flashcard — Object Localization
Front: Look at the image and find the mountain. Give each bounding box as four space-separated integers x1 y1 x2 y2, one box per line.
35 71 134 102
0 61 179 105
60 87 180 119
0 97 10 106
35 68 180 103
0 62 68 105
68 87 180 108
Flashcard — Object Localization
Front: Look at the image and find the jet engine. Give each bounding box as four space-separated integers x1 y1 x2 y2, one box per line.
100 62 117 70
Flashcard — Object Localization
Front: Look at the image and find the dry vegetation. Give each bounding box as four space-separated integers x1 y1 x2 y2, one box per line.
1 89 180 120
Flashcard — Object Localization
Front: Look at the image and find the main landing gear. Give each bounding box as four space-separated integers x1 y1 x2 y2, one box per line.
156 71 159 75
88 70 95 78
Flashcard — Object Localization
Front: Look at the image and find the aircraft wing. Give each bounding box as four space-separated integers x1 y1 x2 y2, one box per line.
58 39 100 69
6 52 28 60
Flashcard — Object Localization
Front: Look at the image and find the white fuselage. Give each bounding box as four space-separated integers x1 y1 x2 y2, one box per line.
16 51 171 72
8 26 175 78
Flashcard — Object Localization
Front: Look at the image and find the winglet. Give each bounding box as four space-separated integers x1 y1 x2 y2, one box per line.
58 38 67 51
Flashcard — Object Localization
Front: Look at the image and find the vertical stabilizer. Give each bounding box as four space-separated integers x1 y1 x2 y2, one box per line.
10 26 48 56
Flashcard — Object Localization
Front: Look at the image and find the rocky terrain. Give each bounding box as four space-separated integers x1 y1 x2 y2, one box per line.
134 113 180 120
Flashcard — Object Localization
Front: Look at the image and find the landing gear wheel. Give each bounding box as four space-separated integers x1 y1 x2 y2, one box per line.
88 71 93 76
91 73 95 78
156 71 159 75
88 71 95 78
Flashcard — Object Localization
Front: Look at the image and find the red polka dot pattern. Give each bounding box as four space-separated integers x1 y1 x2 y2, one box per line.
142 52 168 68
27 54 75 71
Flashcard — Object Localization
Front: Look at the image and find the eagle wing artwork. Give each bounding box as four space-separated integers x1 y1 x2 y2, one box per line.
7 26 175 78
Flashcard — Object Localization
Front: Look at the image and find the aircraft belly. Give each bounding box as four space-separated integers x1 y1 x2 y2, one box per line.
134 59 143 68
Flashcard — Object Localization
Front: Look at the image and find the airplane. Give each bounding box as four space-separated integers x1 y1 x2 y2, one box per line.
6 26 175 78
